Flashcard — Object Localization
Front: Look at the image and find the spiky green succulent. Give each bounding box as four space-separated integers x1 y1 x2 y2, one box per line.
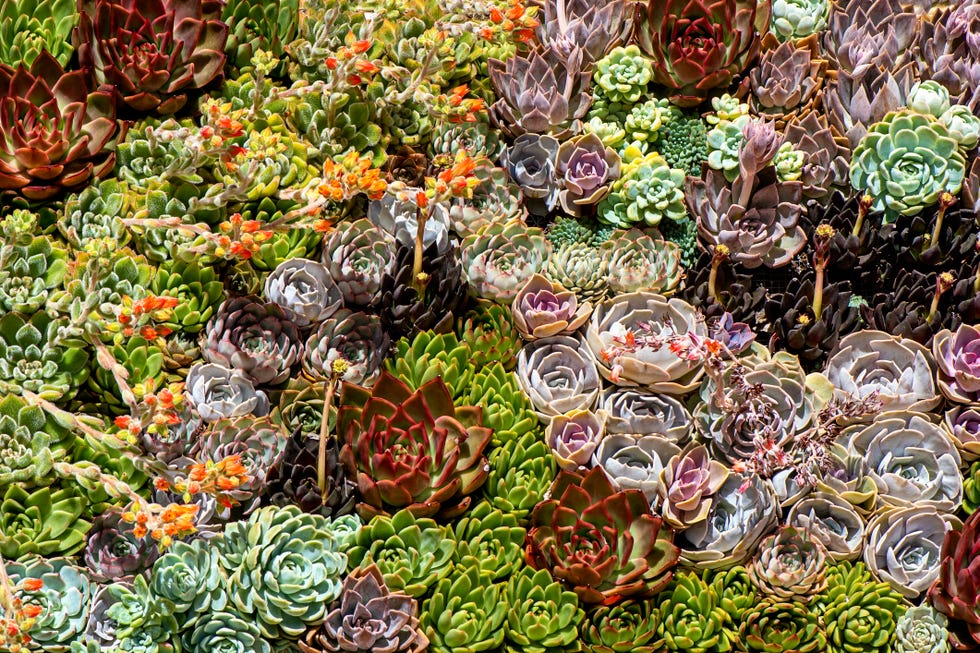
598 151 688 227
150 260 226 335
222 0 299 74
0 0 75 67
0 311 89 402
214 505 349 640
450 501 526 581
483 430 557 521
583 600 662 653
657 571 733 653
455 300 522 371
347 509 456 598
420 565 507 653
6 556 92 653
384 331 475 400
464 362 538 446
850 110 967 222
60 179 131 249
503 566 585 653
814 562 906 653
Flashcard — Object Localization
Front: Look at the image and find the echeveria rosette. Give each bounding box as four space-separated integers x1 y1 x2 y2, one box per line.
299 564 428 653
748 526 828 603
303 309 389 387
203 296 303 386
633 0 771 107
74 0 228 115
840 411 962 512
928 510 980 648
420 565 507 653
185 362 269 422
787 492 866 562
598 228 684 296
0 52 122 202
149 259 224 335
7 556 92 653
214 505 348 640
500 134 560 217
657 444 729 531
0 484 90 560
892 606 950 653
466 362 538 446
678 473 780 569
546 242 610 305
546 409 604 472
940 105 980 150
656 571 733 653
456 300 523 371
770 0 828 40
484 431 557 521
534 0 634 63
338 372 492 520
149 538 228 618
0 0 75 68
907 81 952 119
103 575 179 651
347 509 455 599
517 334 601 422
321 218 393 308
461 219 552 304
594 434 680 502
182 610 272 653
815 562 905 653
526 466 680 605
84 509 158 584
585 292 706 393
555 133 622 216
864 506 954 600
601 387 693 442
738 599 828 653
850 111 966 222
934 325 980 405
594 45 653 105
512 274 592 341
0 310 88 403
385 331 474 401
582 599 662 653
825 330 940 416
450 501 526 582
503 566 585 653
597 152 688 228
263 258 343 329
0 392 71 488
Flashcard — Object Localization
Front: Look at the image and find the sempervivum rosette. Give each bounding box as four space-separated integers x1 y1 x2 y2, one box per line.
184 362 270 422
864 506 956 599
203 296 303 386
593 433 680 502
263 258 343 329
303 310 389 386
461 219 552 304
934 324 980 404
535 0 634 62
73 0 228 115
598 229 684 296
678 472 780 569
825 330 940 416
526 466 680 605
601 387 693 442
512 274 592 341
840 411 962 512
0 52 122 201
320 218 394 308
585 293 707 393
748 525 828 603
657 444 729 531
337 371 493 519
517 335 601 421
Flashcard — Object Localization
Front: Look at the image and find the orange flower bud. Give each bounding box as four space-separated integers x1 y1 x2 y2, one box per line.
20 579 42 592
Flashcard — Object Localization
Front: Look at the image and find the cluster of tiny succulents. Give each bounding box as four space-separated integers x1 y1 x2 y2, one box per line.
3 0 980 651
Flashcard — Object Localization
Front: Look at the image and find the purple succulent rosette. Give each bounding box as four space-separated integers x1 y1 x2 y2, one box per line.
545 409 604 471
934 325 980 404
555 133 622 215
512 273 592 340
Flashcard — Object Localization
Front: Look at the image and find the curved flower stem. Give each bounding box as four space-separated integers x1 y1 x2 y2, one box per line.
412 203 431 295
929 272 956 321
318 361 348 499
852 195 871 238
930 192 956 246
708 245 729 307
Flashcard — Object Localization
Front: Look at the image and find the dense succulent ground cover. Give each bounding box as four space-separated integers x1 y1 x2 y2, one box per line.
2 0 980 651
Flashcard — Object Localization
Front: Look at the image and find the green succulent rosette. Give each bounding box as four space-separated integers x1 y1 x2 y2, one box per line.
0 0 75 67
0 483 90 559
384 330 475 400
738 599 827 653
85 335 165 415
705 116 748 181
503 566 584 653
708 565 758 634
150 538 230 618
241 198 323 272
106 575 180 650
287 85 387 166
595 45 654 106
483 430 557 520
659 113 708 177
183 609 273 653
130 181 223 263
6 556 92 653
0 311 88 402
450 501 527 581
464 362 538 446
214 505 348 640
964 460 980 514
420 565 507 653
215 120 317 203
624 99 672 151
0 393 72 487
891 605 949 653
656 571 732 653
814 562 906 653
0 233 68 314
770 0 829 39
455 300 523 371
347 509 456 598
150 260 226 335
598 151 688 228
850 110 966 222
115 119 208 189
60 179 131 249
221 0 299 74
583 600 662 653
70 432 150 515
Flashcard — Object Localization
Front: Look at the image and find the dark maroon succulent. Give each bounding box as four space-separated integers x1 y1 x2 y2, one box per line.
84 509 159 582
929 510 980 648
74 0 228 115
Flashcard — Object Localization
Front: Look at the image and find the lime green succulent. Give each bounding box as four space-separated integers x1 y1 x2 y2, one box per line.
706 115 749 181
595 45 654 105
129 181 224 263
656 571 732 653
455 301 523 371
221 0 299 74
60 179 131 249
660 114 708 177
465 362 538 447
70 433 149 516
708 566 758 633
773 142 805 182
385 331 475 400
86 335 165 415
738 599 827 653
0 0 75 67
347 509 456 598
850 110 967 221
814 562 906 653
0 484 90 559
289 86 388 166
598 151 688 227
0 311 89 402
150 260 226 335
451 501 527 582
964 461 980 514
504 567 584 653
583 600 662 653
420 565 507 653
0 231 67 314
624 99 672 151
483 430 557 520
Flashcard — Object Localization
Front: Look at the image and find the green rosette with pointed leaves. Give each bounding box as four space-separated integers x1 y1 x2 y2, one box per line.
150 260 226 335
583 600 662 653
450 501 527 582
656 571 732 653
0 393 72 487
6 556 92 653
814 561 906 653
465 362 538 447
149 538 230 619
455 300 523 371
420 565 507 653
385 331 475 400
738 599 827 653
483 430 556 521
0 483 90 559
503 566 585 653
0 311 89 402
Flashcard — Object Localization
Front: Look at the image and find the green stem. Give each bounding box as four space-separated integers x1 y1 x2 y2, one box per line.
812 264 825 318
930 202 948 246
317 376 338 499
412 205 430 295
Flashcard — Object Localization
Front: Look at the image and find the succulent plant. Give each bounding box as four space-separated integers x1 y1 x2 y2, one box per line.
527 466 679 605
770 0 829 39
0 52 122 201
215 505 348 639
149 259 224 335
601 387 693 442
0 233 67 314
221 0 298 73
934 324 980 405
0 483 89 559
347 509 455 598
0 0 75 68
782 114 851 200
864 505 953 600
450 501 526 582
545 242 610 305
289 86 387 166
555 133 622 216
320 218 393 308
379 239 467 338
446 164 525 238
705 116 748 181
582 599 662 653
657 445 729 531
916 0 980 104
183 610 272 653
891 605 950 653
585 292 706 393
185 362 270 422
384 331 473 400
338 372 492 519
748 525 828 603
74 0 229 115
84 509 158 583
7 556 93 652
850 111 966 221
624 99 671 150
303 309 389 387
85 334 166 414
825 330 940 415
500 133 560 216
678 473 779 569
907 81 951 118
633 0 771 107
748 35 827 128
535 0 633 62
546 409 604 472
455 300 523 371
815 562 905 653
656 571 733 653
488 45 592 139
594 45 653 105
60 179 130 249
484 430 557 520
947 405 980 467
464 362 537 446
940 104 980 150
0 311 88 402
840 411 962 511
928 509 980 648
512 274 592 341
598 152 688 228
516 335 601 421
594 434 680 502
787 492 866 561
420 565 507 653
263 258 343 329
149 537 228 618
659 113 709 177
461 219 551 304
0 393 71 487
203 296 303 386
738 598 828 653
503 566 585 653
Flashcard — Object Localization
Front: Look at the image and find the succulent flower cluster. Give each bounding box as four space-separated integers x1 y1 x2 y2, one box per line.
2 0 980 651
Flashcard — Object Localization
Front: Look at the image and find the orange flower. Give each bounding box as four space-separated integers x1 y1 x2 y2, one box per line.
19 579 42 592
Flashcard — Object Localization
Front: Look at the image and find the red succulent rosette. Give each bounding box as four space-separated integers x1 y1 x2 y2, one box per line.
930 509 980 648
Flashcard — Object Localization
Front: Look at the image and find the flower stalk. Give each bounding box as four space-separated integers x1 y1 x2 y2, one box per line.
318 358 349 498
